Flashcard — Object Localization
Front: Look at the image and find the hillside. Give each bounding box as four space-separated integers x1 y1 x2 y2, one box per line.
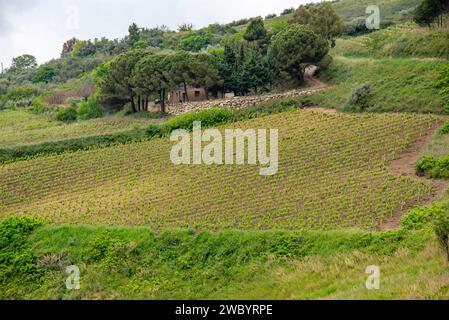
334 23 449 59
2 0 449 302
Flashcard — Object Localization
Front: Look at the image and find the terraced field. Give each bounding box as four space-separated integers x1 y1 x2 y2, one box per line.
0 110 440 231
0 110 166 148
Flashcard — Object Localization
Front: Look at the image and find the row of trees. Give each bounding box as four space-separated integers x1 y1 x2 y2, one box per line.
100 50 220 113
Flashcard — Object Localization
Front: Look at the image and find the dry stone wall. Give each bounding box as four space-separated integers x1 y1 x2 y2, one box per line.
166 87 326 115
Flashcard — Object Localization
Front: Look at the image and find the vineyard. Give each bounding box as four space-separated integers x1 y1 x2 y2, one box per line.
0 110 441 231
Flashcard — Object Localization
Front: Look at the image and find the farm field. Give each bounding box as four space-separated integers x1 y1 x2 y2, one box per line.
0 110 167 148
0 109 441 231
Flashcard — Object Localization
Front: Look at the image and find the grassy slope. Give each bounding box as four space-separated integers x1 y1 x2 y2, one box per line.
2 219 448 300
0 110 167 148
335 23 449 59
235 0 421 33
313 56 448 114
0 110 439 231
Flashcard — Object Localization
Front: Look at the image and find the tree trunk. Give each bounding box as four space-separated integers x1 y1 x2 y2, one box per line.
131 96 137 113
183 81 189 102
160 90 166 113
298 68 305 86
205 87 209 101
145 96 149 111
137 96 141 112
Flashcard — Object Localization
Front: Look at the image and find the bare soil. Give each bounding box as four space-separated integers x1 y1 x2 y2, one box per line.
380 123 449 230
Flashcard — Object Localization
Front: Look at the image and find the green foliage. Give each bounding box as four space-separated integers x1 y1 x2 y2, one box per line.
401 205 447 230
55 106 78 123
165 108 234 132
269 24 329 84
290 3 345 45
0 217 42 286
11 54 38 71
128 23 141 47
32 65 56 84
438 121 449 135
244 17 267 42
178 32 212 52
414 0 449 27
434 211 449 261
343 83 374 112
77 96 105 120
415 155 449 179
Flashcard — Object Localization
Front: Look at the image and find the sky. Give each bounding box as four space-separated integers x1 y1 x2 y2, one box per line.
0 0 315 69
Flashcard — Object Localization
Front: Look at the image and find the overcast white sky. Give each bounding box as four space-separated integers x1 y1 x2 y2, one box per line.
0 0 318 68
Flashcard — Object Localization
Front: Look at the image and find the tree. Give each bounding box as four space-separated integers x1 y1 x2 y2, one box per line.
178 23 194 32
241 49 273 94
166 52 195 102
11 55 37 71
32 65 55 84
269 24 329 85
61 38 77 56
100 49 151 113
132 54 173 113
191 53 220 100
414 0 449 27
290 3 344 47
244 17 267 42
128 23 141 47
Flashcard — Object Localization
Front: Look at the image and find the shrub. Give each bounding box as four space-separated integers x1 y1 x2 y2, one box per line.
401 205 446 230
0 217 42 284
145 124 163 138
164 108 234 132
54 106 78 123
416 155 449 179
77 96 104 120
343 83 373 112
438 121 449 135
434 212 449 262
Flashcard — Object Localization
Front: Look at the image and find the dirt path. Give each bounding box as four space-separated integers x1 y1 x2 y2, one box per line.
380 124 449 230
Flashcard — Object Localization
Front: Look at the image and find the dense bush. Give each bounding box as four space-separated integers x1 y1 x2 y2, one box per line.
77 96 105 120
401 205 447 230
164 108 234 132
415 155 449 179
54 106 78 123
434 212 449 262
0 217 42 285
438 121 449 135
343 83 373 112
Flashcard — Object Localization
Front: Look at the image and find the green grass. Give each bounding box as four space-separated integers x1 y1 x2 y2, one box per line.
334 23 449 59
1 216 448 300
0 110 168 148
313 56 449 114
0 110 440 231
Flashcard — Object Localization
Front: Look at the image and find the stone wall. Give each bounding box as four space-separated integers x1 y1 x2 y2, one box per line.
166 86 327 116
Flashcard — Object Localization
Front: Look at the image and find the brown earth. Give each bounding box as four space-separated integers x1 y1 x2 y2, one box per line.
380 123 449 230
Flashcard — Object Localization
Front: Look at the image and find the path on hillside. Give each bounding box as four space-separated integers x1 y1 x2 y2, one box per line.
381 124 449 230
